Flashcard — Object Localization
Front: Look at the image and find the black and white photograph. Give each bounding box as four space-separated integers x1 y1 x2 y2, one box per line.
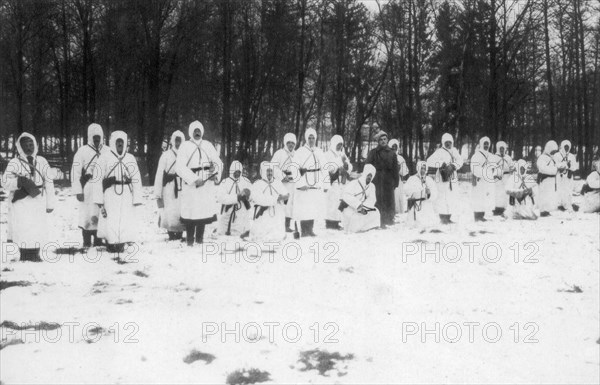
0 0 599 383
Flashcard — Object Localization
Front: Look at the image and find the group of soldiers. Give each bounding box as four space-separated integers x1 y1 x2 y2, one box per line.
3 121 600 261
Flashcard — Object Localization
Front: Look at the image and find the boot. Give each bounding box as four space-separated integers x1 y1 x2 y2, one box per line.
20 248 42 262
240 230 250 240
186 224 195 246
91 231 103 247
285 217 293 232
107 243 125 253
573 204 579 212
307 220 317 237
82 230 93 248
493 207 505 216
167 231 183 241
300 220 310 237
474 212 487 222
540 211 550 217
325 220 340 230
439 214 454 224
195 224 205 244
557 205 566 211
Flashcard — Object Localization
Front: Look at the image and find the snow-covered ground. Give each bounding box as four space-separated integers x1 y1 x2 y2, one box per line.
1 181 598 384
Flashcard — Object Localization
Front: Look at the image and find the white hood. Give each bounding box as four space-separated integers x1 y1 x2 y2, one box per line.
544 140 558 154
360 163 376 184
188 120 204 144
441 133 453 146
260 161 280 182
416 160 427 178
478 136 491 151
496 141 508 154
228 160 243 179
516 159 528 177
283 133 297 148
170 130 185 153
304 128 317 147
329 135 344 154
109 130 128 158
87 123 104 147
16 132 38 159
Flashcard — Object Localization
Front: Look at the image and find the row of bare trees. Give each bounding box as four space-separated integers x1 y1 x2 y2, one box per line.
0 0 598 181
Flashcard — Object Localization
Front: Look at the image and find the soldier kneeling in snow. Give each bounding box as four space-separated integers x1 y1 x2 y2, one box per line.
94 131 143 253
249 162 289 242
404 161 438 228
505 159 537 220
580 160 600 213
218 160 252 238
339 164 380 234
4 133 55 261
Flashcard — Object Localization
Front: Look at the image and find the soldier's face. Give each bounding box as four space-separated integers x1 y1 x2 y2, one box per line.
20 138 35 156
233 170 241 179
483 142 490 151
391 144 398 152
193 129 202 140
286 141 295 152
307 135 316 147
564 145 570 153
116 139 124 155
366 173 373 184
336 143 343 152
520 166 526 175
444 141 452 149
175 137 182 149
93 135 101 148
499 147 505 156
378 136 388 147
266 168 274 181
420 164 427 177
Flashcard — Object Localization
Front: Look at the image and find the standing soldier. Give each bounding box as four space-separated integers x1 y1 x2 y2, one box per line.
366 131 399 228
426 133 464 224
176 121 223 245
493 141 514 216
94 131 143 253
536 140 567 217
324 135 352 230
292 128 327 237
388 139 410 214
153 130 185 241
554 140 579 211
217 160 252 238
471 137 496 222
5 133 55 261
271 133 297 232
71 123 109 247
